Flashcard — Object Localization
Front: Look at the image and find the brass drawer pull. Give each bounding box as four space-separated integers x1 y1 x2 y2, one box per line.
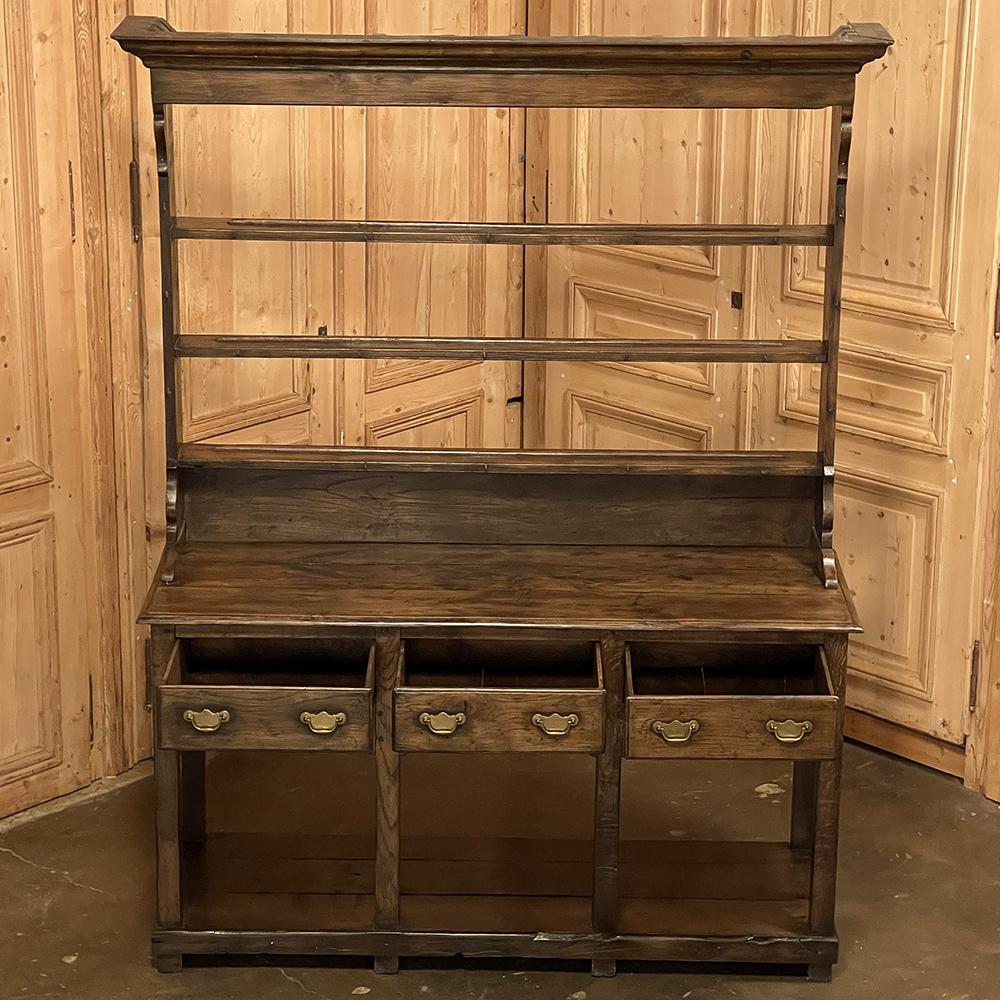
766 718 813 743
182 708 230 733
651 719 700 743
532 712 579 736
300 710 347 734
419 710 466 736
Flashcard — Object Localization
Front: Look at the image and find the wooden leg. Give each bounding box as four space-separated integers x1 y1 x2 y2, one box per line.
591 959 616 978
153 951 183 974
155 747 182 929
791 761 819 849
374 631 401 975
807 963 833 983
811 636 847 935
810 755 843 934
180 751 206 843
592 636 625 950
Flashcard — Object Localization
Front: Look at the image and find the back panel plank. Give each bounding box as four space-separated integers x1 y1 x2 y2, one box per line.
182 469 816 547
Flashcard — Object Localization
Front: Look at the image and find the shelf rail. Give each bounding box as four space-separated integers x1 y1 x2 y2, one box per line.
172 218 834 246
173 336 826 363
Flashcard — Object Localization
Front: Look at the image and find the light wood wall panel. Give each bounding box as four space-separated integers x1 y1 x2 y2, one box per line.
0 0 109 816
750 0 999 747
526 0 754 453
336 0 523 450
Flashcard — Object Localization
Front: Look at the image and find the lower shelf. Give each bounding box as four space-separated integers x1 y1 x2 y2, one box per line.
181 833 811 938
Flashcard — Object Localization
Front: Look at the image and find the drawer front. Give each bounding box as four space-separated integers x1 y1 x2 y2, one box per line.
627 694 839 760
394 689 605 752
158 685 372 751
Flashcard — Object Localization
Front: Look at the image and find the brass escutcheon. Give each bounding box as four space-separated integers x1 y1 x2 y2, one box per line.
419 710 466 735
651 719 700 743
182 707 230 733
299 710 347 734
766 718 813 743
531 712 579 736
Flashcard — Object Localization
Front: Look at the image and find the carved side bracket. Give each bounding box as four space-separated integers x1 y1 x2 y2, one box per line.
161 468 185 584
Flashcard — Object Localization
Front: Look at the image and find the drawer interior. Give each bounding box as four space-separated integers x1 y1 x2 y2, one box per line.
171 636 374 688
627 642 829 697
401 638 600 689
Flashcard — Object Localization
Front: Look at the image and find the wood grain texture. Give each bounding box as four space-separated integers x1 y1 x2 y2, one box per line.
112 16 890 110
152 67 859 111
626 644 838 759
140 542 860 633
394 690 605 753
627 695 838 761
180 469 817 548
177 444 824 477
172 218 833 246
810 634 848 934
593 635 626 947
374 631 401 942
155 747 181 928
153 927 837 965
173 335 827 363
0 0 105 817
158 686 372 752
112 17 892 72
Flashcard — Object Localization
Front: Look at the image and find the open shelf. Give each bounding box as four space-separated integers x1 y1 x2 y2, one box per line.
182 832 808 936
142 541 858 633
174 335 826 362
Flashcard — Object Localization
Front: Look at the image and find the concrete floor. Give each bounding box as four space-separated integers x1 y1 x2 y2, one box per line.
1 743 999 999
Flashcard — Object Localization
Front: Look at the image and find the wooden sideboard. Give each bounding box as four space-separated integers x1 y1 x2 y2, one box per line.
114 15 892 981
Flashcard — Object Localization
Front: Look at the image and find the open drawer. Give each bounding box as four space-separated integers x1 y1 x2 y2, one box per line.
626 642 838 760
394 638 605 753
157 637 374 751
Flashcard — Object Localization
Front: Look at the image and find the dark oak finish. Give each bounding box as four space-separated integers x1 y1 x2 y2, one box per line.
174 335 826 363
393 639 605 753
179 469 819 548
172 218 833 246
113 16 891 110
625 644 839 760
592 635 626 977
374 631 402 974
153 928 837 965
177 444 824 477
114 13 891 980
140 542 860 633
157 638 375 751
150 628 181 936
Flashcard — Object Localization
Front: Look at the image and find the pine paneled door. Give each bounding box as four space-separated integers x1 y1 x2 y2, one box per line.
3 0 1000 817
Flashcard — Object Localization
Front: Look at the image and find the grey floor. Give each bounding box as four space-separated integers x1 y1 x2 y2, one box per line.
2 743 999 1000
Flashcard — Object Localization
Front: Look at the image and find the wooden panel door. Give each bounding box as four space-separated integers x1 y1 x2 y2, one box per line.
527 0 1000 756
525 0 755 452
0 0 101 816
334 0 523 449
137 0 521 449
137 0 338 448
749 1 1000 745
